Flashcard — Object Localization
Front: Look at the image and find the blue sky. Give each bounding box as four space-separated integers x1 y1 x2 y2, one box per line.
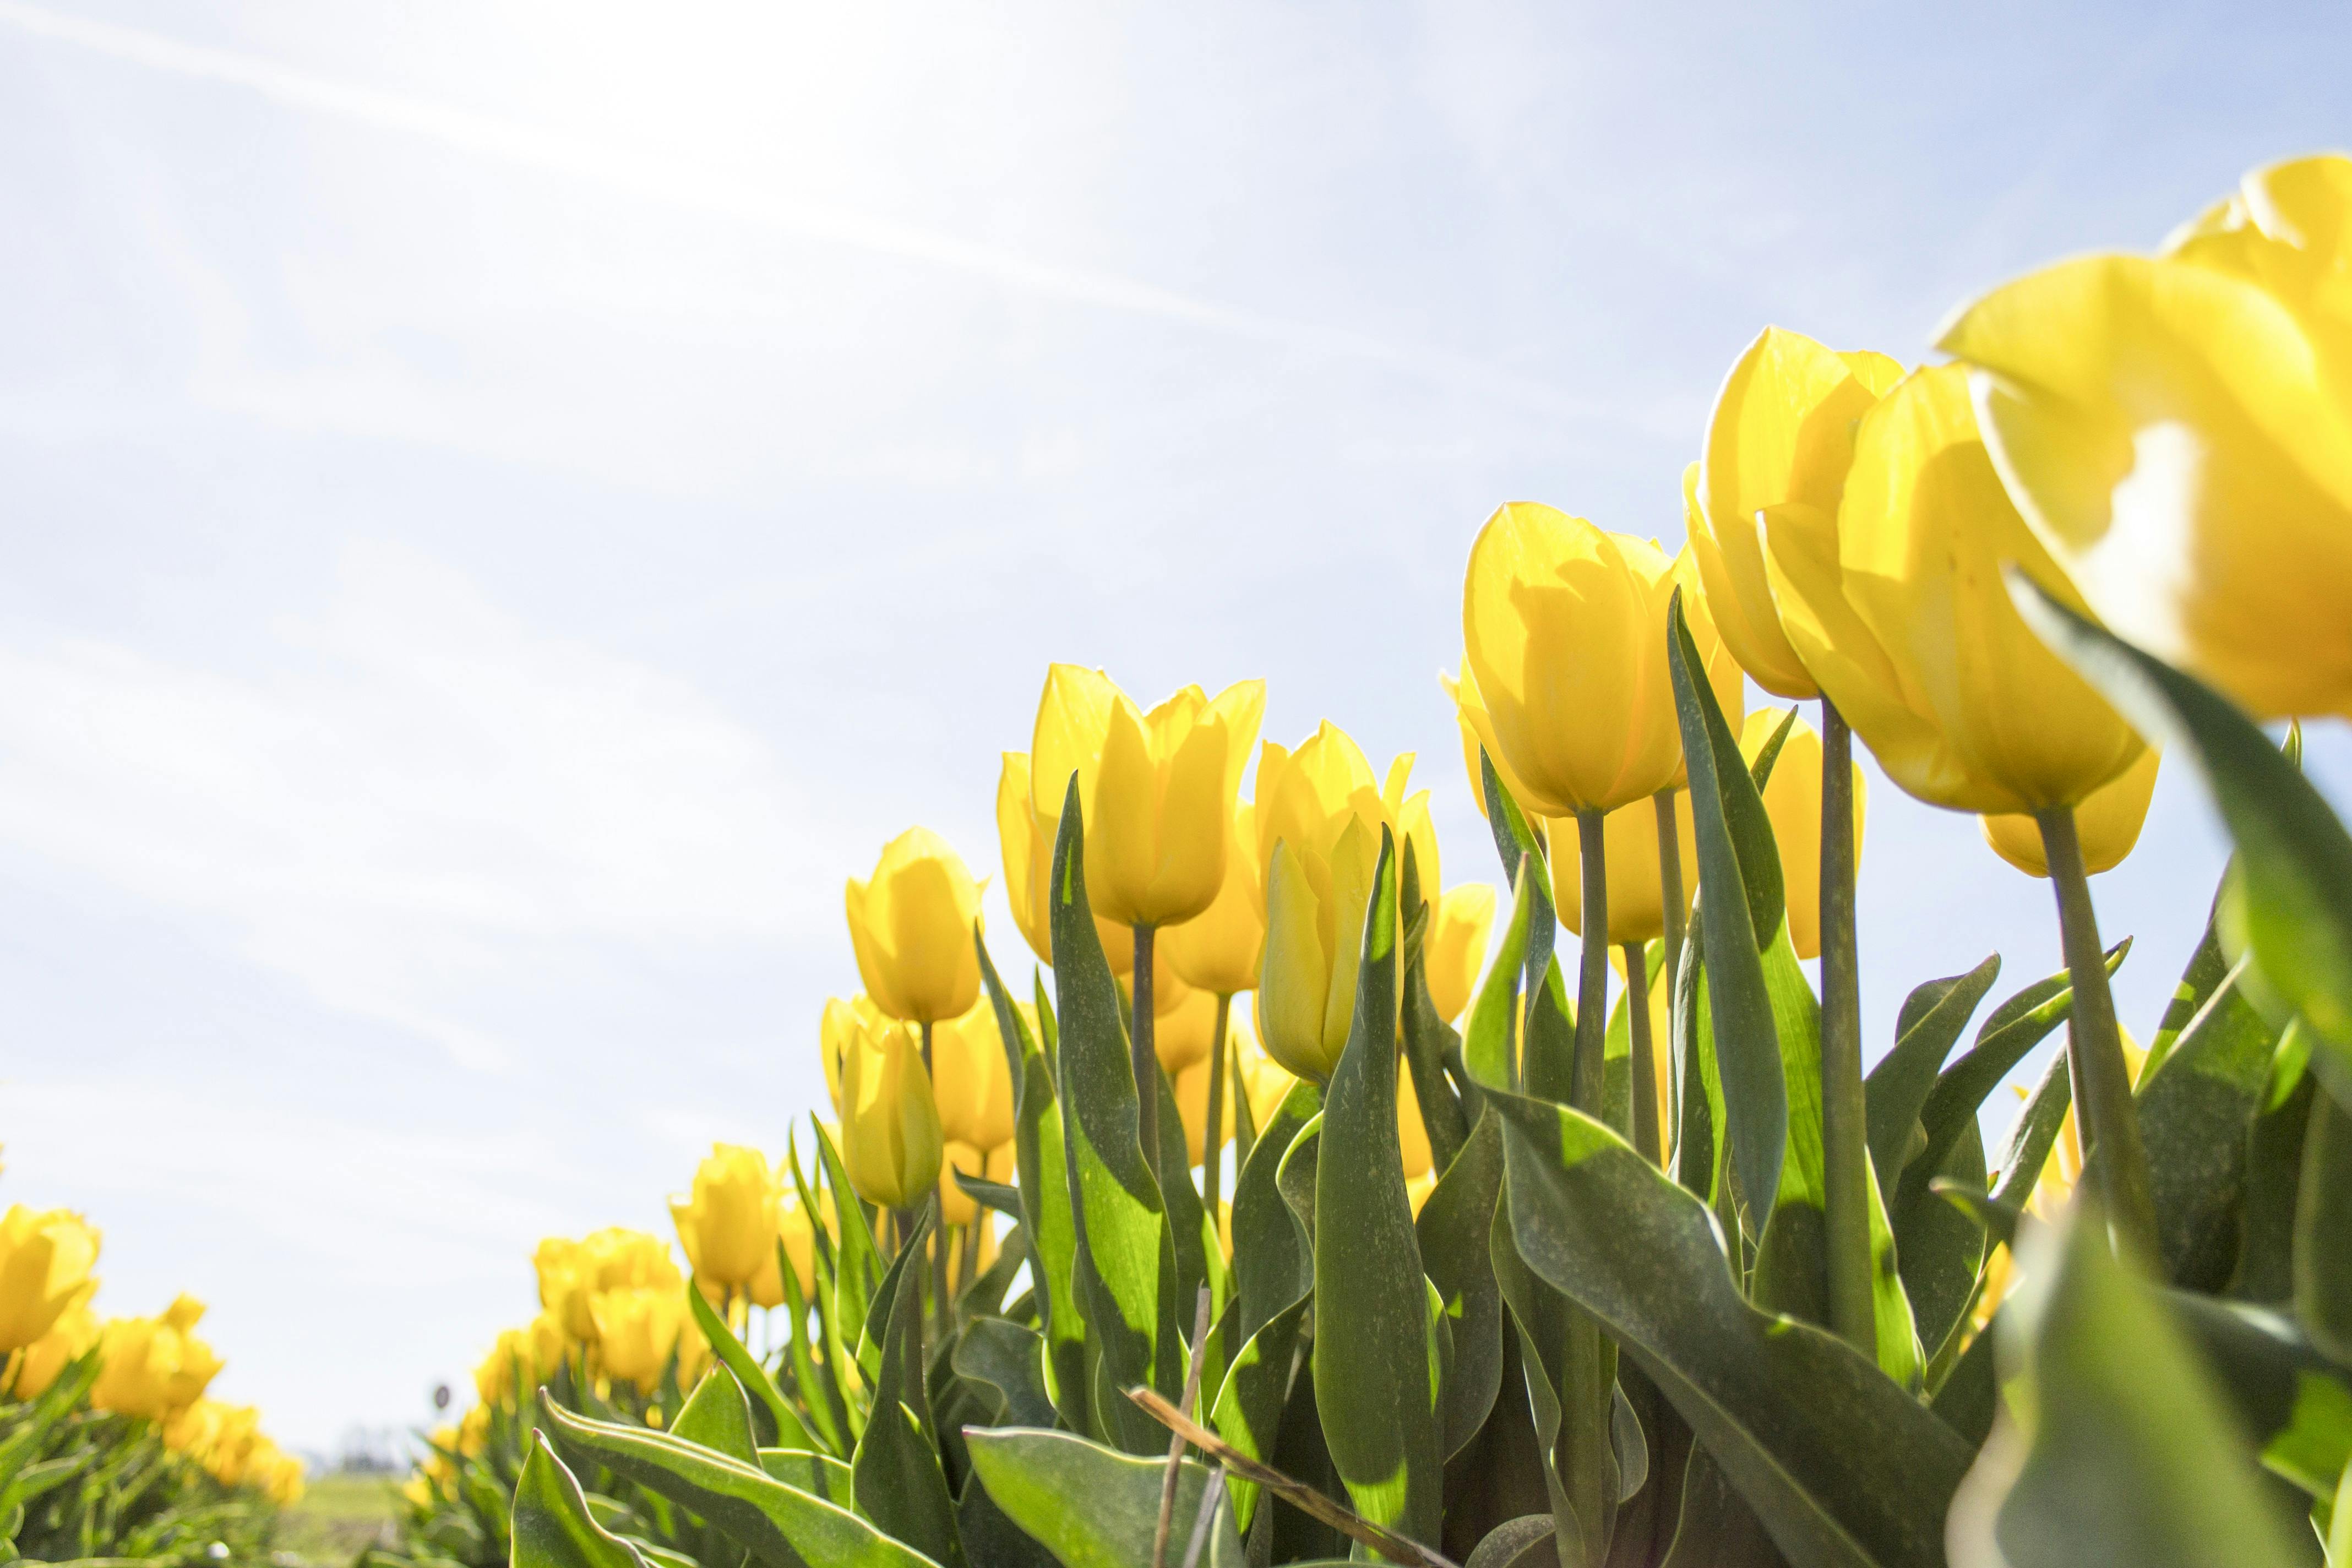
1 0 2346 1454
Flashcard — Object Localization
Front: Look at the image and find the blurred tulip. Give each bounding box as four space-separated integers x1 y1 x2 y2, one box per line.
0 1205 99 1353
840 1011 944 1210
668 1144 781 1294
1551 793 1695 948
747 1192 832 1309
12 1301 97 1399
1737 712 1865 960
932 997 1016 1151
937 1141 1015 1227
1147 974 1222 1075
846 827 985 1025
92 1295 221 1421
1940 154 2352 721
1174 1052 1235 1168
819 995 881 1118
1458 505 1690 818
1424 884 1496 1025
1001 749 1159 970
1983 748 2160 878
589 1287 702 1391
535 1230 681 1345
1765 363 2148 814
1161 802 1265 995
475 1311 567 1405
1235 1016 1301 1135
1694 329 1905 699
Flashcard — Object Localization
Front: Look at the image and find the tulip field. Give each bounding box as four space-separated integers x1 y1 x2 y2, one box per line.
15 150 2352 1568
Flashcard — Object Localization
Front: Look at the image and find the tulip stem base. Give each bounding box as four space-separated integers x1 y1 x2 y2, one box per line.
1133 923 1161 1166
1621 941 1662 1163
1572 812 1609 1116
1819 699 1877 1360
2035 804 2160 1262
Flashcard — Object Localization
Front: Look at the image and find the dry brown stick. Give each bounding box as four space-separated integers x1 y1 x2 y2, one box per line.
1125 1386 1460 1568
1152 1287 1217 1568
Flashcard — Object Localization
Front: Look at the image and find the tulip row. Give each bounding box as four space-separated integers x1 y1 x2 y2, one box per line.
410 150 2352 1568
0 1193 301 1568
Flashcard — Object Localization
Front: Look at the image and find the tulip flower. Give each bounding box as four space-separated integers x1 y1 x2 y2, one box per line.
475 1311 568 1405
846 827 986 1028
839 1010 944 1211
1767 360 2157 1261
1161 801 1266 997
1694 329 1905 700
92 1295 222 1421
1550 793 1695 948
931 997 1016 1152
937 1141 1014 1228
1939 154 2352 721
668 1144 781 1295
1424 884 1496 1025
998 752 1133 970
0 1205 99 1353
535 1229 682 1345
1983 748 2159 879
589 1286 703 1391
1737 712 1865 962
12 1301 97 1398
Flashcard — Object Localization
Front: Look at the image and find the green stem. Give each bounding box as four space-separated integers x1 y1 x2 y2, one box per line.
1653 787 1686 1029
1622 941 1662 1164
1133 923 1161 1165
1573 811 1610 1116
2035 803 2160 1262
1819 700 1876 1359
1202 993 1231 1232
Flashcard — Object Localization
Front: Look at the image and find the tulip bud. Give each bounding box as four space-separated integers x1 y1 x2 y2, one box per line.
840 1012 944 1210
0 1205 100 1354
536 1229 682 1346
1257 818 1382 1084
932 997 1015 1151
1765 363 2147 814
1551 793 1696 948
1161 802 1266 996
588 1286 702 1391
668 1144 781 1293
1695 329 1906 699
1983 748 2160 879
845 827 986 1026
1738 712 1865 961
1423 884 1496 1025
999 749 1148 969
1940 154 2352 722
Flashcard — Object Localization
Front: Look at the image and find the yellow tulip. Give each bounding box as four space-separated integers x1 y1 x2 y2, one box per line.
1424 884 1496 1025
931 996 1016 1151
1398 1068 1433 1182
92 1295 221 1421
1161 802 1266 996
819 995 875 1118
1407 1171 1438 1217
840 1010 944 1210
475 1311 568 1405
1939 154 2352 721
747 1192 832 1309
0 1205 99 1353
1146 972 1223 1075
1764 363 2147 814
1174 1052 1235 1168
1737 711 1865 961
845 827 986 1026
1027 664 1267 929
938 1141 1015 1227
1550 792 1695 947
668 1144 781 1293
1694 328 1906 699
12 1301 97 1398
1983 747 2160 879
1234 1014 1301 1134
1458 505 1691 818
535 1230 681 1344
589 1286 701 1391
251 1440 305 1505
1001 749 1168 971
1256 725 1435 901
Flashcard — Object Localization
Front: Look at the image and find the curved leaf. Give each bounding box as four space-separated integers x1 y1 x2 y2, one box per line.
851 1207 964 1568
2137 957 2277 1289
672 1364 760 1463
513 1436 653 1568
1866 957 2001 1183
955 1318 1058 1430
1419 1109 1507 1463
964 1428 1238 1568
688 1284 807 1451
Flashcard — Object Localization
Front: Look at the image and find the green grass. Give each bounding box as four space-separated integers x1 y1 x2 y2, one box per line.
271 1471 402 1565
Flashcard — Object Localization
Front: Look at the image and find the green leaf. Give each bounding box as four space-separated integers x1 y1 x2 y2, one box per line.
809 1118 885 1378
1048 775 1179 1452
536 1391 939 1568
963 1428 1238 1568
2012 578 2352 1085
1492 1088 1973 1568
1205 1295 1309 1537
851 1206 965 1568
687 1281 810 1451
1480 747 1557 1001
1402 840 1471 1178
2146 901 2230 1081
1151 1059 1221 1350
2297 1082 2352 1362
1208 1080 1317 1535
2233 1065 2315 1304
1866 957 2001 1185
1465 863 1543 1092
0 1349 101 1498
511 1436 653 1568
1667 592 1787 1232
1950 1207 2306 1568
2163 1290 2352 1501
955 1319 1058 1430
1419 1108 1508 1463
1313 827 1444 1543
672 1363 760 1463
2137 957 2277 1290
758 1449 855 1507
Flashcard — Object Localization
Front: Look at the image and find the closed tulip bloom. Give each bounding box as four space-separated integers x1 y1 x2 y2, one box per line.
1694 329 1907 699
589 1286 699 1391
12 1302 97 1399
668 1144 780 1293
840 1012 944 1210
1424 884 1496 1025
846 827 985 1025
1459 505 1686 818
1940 155 2352 720
1256 725 1435 901
1983 747 2160 878
1765 363 2147 814
1551 793 1696 946
1736 712 1865 960
536 1229 682 1344
92 1297 221 1421
931 997 1016 1151
1001 749 1164 971
0 1205 100 1353
819 995 884 1119
1161 802 1266 995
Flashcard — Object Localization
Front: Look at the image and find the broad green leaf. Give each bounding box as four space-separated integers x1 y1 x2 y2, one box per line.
963 1428 1239 1568
1990 1049 2072 1213
1313 828 1444 1544
536 1391 938 1568
776 1234 851 1456
1668 594 1787 1232
1210 1080 1317 1534
1207 1295 1310 1537
1276 1113 1321 1250
1466 863 1542 1092
2163 1291 2352 1501
1492 1088 1972 1568
1522 955 1578 1112
1151 1060 1221 1344
2136 957 2277 1289
787 1130 863 1447
1950 1208 2305 1568
1657 1444 1784 1568
0 1350 101 1496
2299 1083 2352 1362
688 1281 809 1451
1899 1123 1988 1376
512 1436 653 1568
1461 1514 1558 1568
1048 776 1179 1452
2145 900 2229 1081
1865 956 2001 1184
672 1363 760 1463
1670 922 1723 1206
759 1449 854 1506
2013 580 2352 1086
851 1207 964 1568
809 1118 885 1376
1481 747 1556 1002
955 1319 1057 1430
2233 1066 2315 1304
1419 1109 1508 1463
1402 839 1471 1177
956 1461 1061 1568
